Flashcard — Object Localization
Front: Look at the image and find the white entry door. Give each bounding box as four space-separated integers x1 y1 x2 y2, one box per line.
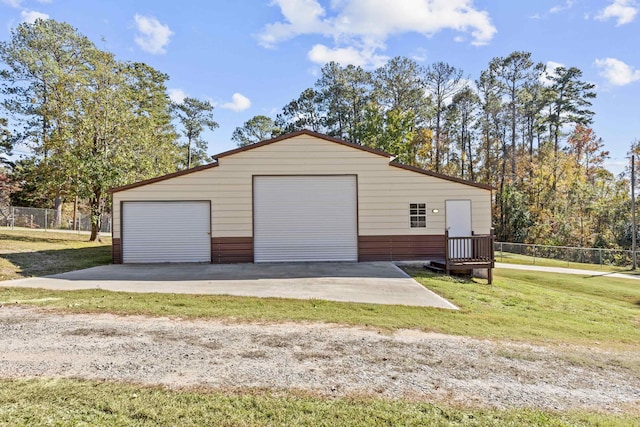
253 175 358 262
446 200 472 258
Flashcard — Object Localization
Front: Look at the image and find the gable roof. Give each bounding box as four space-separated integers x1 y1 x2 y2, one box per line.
109 129 494 193
214 129 392 160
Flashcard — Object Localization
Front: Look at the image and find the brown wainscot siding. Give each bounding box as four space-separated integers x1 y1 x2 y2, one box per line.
211 237 253 263
112 238 122 264
358 235 445 261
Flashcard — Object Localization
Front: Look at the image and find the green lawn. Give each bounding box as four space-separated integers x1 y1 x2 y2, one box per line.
3 268 639 349
1 230 640 424
496 250 640 274
0 379 636 427
0 228 111 281
1 230 639 348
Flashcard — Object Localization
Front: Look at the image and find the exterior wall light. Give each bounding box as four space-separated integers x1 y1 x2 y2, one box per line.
432 209 439 213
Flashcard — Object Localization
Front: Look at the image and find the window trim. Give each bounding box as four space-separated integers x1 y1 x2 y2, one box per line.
409 203 426 228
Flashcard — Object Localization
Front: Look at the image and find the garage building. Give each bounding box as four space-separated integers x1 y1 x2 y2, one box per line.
109 130 493 265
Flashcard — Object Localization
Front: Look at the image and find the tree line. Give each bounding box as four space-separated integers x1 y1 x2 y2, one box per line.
0 20 216 240
232 55 635 250
0 19 636 249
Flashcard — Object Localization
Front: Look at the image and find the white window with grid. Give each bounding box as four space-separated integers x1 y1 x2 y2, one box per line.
410 203 426 228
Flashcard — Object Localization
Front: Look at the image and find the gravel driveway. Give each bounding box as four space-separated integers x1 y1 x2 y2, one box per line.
1 306 638 413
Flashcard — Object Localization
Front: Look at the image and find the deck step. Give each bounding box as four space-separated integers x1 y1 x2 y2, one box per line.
424 261 446 273
430 261 447 270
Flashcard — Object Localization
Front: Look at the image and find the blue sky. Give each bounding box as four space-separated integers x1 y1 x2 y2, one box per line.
1 0 639 174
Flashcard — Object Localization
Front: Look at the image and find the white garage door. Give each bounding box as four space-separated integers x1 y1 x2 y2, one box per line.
254 176 358 262
122 201 210 263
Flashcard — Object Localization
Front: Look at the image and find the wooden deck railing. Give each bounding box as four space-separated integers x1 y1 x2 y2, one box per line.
444 229 495 284
445 230 495 264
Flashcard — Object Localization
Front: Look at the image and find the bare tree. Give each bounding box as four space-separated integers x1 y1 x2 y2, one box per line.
424 62 463 172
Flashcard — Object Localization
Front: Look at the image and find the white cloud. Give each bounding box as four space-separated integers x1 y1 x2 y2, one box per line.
1 0 22 8
540 60 564 85
595 57 640 86
546 60 564 71
458 78 478 93
531 1 574 20
595 0 638 26
221 93 251 112
20 10 49 23
549 0 574 14
36 0 52 3
308 44 388 67
410 47 428 62
134 14 173 54
168 88 187 103
258 0 496 68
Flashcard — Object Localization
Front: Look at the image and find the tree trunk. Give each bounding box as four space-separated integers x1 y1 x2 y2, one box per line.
510 97 517 180
89 219 102 242
53 195 63 228
467 132 475 182
435 107 441 173
484 121 491 183
72 194 78 230
187 138 192 169
460 124 466 179
528 117 534 180
88 188 103 242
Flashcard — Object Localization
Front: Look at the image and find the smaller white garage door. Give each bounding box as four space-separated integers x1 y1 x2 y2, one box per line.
254 175 358 262
122 201 210 263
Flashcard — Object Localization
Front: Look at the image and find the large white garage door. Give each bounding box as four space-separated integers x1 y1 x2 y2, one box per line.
253 176 358 262
122 201 210 263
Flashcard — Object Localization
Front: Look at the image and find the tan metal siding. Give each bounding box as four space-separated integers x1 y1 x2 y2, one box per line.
112 135 492 241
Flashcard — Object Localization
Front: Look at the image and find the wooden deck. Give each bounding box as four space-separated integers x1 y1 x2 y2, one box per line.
428 230 495 284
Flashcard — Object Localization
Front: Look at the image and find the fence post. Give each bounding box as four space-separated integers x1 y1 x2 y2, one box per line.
500 242 503 262
533 245 536 265
78 212 81 233
599 248 602 269
44 210 47 231
11 206 14 229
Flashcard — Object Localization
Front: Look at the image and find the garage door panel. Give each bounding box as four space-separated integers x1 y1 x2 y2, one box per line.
122 201 210 263
254 176 357 262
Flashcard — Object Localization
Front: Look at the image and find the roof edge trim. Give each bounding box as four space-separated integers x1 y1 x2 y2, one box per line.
389 162 495 191
214 129 393 160
107 162 219 194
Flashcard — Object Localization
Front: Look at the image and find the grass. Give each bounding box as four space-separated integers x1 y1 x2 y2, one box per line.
0 229 639 348
2 268 640 349
0 379 636 427
496 250 640 274
0 228 111 281
1 230 640 423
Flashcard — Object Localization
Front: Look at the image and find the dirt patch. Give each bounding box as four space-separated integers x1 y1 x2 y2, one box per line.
64 327 130 337
0 305 638 413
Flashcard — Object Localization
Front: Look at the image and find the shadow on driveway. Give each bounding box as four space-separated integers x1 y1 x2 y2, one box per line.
48 262 408 281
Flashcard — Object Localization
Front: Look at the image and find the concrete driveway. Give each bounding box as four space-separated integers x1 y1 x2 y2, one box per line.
1 262 456 309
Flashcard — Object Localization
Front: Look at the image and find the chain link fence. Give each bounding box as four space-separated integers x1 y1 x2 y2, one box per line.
0 205 111 233
494 242 636 268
